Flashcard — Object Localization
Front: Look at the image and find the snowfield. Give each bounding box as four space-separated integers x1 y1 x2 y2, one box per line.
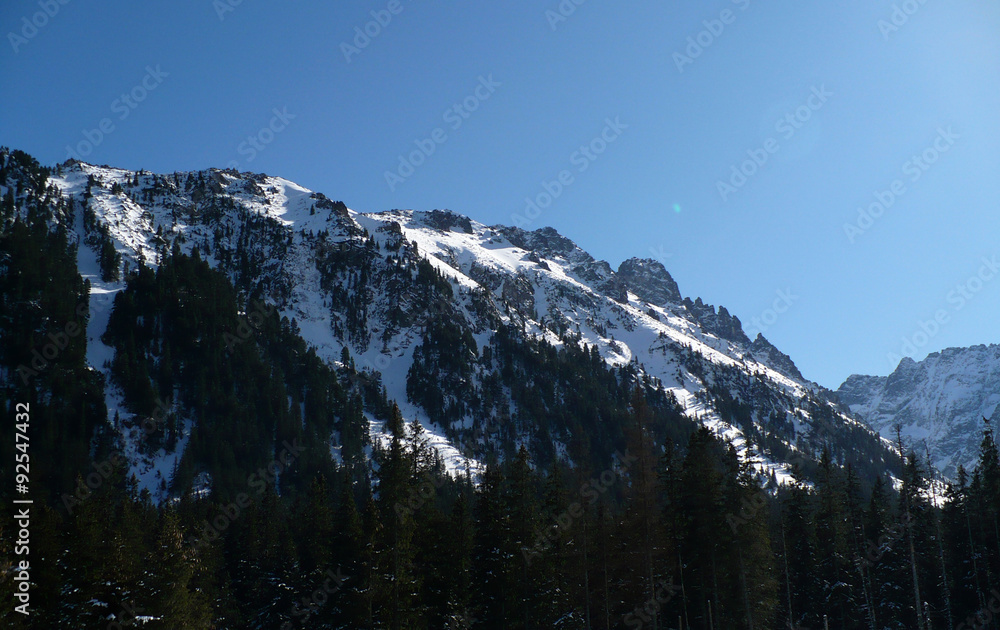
46 160 894 497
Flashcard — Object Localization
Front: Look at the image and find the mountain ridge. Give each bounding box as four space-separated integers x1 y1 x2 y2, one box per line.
2 148 900 499
838 343 1000 477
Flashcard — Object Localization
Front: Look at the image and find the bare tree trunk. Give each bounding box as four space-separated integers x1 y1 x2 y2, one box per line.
603 528 610 630
855 560 877 630
967 507 987 609
780 515 794 629
677 549 690 630
857 515 878 630
927 452 953 630
583 517 592 630
898 427 925 630
737 547 754 630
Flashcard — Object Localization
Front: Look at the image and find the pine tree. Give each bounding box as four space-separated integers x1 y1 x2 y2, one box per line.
146 509 212 629
621 387 667 629
864 475 909 629
443 490 476 629
332 478 367 625
724 444 777 629
473 463 509 629
813 447 853 626
536 458 578 628
846 464 879 630
678 426 728 628
897 445 935 629
506 445 542 628
943 466 986 624
780 482 818 628
976 419 1000 593
298 474 336 575
376 403 420 629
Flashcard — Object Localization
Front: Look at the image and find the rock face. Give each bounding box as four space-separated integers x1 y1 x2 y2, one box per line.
751 334 805 382
681 297 751 347
838 345 1000 477
416 209 473 234
617 257 682 306
497 225 585 261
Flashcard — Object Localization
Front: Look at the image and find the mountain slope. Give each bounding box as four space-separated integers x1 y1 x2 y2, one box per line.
2 149 901 498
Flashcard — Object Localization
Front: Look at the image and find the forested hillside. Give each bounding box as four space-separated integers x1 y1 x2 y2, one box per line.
3 148 999 628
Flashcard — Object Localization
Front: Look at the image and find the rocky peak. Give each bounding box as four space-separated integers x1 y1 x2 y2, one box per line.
495 225 590 263
616 257 682 306
416 209 473 234
836 345 1000 477
750 334 805 382
681 297 750 346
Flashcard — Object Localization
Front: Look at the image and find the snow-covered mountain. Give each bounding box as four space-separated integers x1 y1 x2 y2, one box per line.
838 345 1000 478
5 151 900 497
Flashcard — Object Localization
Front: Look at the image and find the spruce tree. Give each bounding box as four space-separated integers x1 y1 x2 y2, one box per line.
375 403 420 629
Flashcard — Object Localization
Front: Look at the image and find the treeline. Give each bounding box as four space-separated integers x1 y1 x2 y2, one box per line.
0 386 780 629
6 393 1000 628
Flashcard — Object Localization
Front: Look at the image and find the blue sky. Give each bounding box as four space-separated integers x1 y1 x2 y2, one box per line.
2 0 999 389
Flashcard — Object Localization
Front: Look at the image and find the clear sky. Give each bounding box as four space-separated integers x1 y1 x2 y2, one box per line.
2 0 999 389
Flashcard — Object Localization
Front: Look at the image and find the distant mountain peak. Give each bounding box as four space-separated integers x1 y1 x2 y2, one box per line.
838 344 1000 476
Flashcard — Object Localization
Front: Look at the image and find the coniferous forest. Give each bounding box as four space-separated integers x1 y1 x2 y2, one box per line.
4 149 1000 630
